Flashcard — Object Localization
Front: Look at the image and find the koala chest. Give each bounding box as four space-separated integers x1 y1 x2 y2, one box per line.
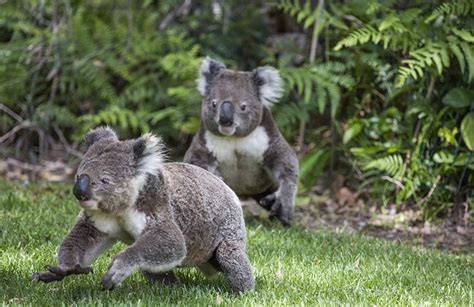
89 208 148 242
204 127 274 195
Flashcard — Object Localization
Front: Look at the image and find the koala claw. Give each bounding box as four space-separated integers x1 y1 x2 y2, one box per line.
102 259 129 291
101 275 116 291
32 271 65 283
277 213 292 227
101 270 125 291
32 264 92 283
47 264 93 276
259 193 292 226
258 193 276 210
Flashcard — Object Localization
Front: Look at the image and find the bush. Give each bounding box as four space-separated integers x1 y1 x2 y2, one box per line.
1 0 473 219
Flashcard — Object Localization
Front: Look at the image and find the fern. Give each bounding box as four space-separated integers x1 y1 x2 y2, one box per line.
281 62 354 119
395 40 474 87
333 0 474 87
363 154 404 179
277 0 320 30
425 0 473 23
334 10 419 52
79 106 149 132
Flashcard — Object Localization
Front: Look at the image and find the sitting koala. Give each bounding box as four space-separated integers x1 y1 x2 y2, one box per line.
33 127 255 293
184 58 298 226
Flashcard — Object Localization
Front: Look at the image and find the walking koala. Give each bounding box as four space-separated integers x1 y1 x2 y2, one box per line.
32 127 255 293
184 57 298 226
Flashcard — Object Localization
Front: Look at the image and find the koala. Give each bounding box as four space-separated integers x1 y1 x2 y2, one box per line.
184 57 299 226
32 127 255 293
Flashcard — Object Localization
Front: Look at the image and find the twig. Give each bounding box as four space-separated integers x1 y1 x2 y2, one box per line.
397 77 435 193
418 175 441 207
159 0 192 30
381 175 404 190
0 103 24 123
309 0 324 64
371 89 386 102
6 157 42 172
63 0 73 34
0 121 34 145
297 0 325 156
342 15 363 26
53 124 84 159
126 0 133 50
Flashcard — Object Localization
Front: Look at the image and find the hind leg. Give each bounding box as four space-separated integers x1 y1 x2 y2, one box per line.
142 271 180 285
215 238 255 293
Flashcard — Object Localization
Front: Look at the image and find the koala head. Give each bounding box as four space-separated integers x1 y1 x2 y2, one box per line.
197 57 284 137
72 127 163 214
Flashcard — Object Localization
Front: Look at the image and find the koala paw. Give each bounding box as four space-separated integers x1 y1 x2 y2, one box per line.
33 264 92 283
102 258 131 291
259 192 292 227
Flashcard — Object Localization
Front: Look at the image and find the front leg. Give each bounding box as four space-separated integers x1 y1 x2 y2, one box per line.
102 219 186 290
33 213 115 283
262 143 299 226
183 130 222 178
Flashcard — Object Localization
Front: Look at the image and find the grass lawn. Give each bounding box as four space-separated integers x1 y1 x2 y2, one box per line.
1 179 472 306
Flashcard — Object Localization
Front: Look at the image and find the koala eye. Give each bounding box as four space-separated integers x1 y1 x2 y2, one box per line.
240 104 247 111
100 178 110 184
211 100 217 108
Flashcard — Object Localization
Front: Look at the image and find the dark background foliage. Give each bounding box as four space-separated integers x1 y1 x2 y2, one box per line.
1 0 473 220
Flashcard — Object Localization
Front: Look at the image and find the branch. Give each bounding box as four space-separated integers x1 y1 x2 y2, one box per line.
0 103 24 123
0 121 34 144
418 175 441 207
309 0 325 64
297 0 325 156
53 124 84 159
159 0 192 30
397 77 435 194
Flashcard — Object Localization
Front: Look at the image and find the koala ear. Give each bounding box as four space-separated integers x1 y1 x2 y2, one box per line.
132 133 164 176
252 66 284 108
197 57 226 96
85 126 118 148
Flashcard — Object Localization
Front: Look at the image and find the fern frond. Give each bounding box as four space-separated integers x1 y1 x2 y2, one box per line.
363 154 404 179
396 40 474 87
281 62 354 118
277 0 320 30
425 0 473 23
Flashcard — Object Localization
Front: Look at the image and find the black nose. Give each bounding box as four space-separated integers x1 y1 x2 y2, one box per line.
218 101 234 127
73 174 91 201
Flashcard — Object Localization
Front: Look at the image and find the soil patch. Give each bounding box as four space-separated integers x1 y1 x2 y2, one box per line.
243 193 473 253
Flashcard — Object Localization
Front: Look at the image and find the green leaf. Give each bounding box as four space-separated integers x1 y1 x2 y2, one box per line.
452 27 474 43
442 87 473 108
299 148 330 189
461 112 474 151
343 122 363 144
378 14 398 31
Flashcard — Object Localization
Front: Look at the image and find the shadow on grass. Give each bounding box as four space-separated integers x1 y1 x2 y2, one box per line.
1 264 269 305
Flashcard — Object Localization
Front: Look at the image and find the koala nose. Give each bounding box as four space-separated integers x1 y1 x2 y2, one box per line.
219 101 234 127
73 174 92 201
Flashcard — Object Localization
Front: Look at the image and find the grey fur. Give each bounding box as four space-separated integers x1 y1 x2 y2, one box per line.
184 58 298 226
33 127 255 293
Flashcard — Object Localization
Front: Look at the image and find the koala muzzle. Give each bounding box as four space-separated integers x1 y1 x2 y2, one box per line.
73 174 92 201
218 101 234 127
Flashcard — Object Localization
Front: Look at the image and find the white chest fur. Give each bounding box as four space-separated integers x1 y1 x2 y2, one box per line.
205 126 270 164
204 126 272 195
89 207 148 240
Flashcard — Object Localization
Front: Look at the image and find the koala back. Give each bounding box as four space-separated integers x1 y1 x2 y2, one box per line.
137 162 245 266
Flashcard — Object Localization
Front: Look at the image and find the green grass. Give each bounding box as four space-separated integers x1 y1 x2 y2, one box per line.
1 179 472 306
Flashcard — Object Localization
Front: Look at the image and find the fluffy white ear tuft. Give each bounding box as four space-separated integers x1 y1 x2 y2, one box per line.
196 57 226 96
133 133 165 177
253 66 284 108
85 126 118 148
